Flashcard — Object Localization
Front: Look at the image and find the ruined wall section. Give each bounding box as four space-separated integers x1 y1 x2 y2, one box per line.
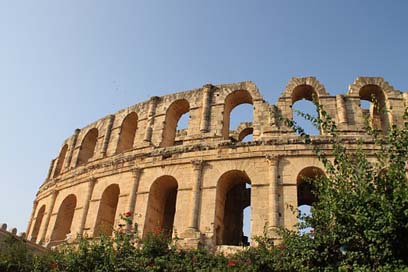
41 81 268 189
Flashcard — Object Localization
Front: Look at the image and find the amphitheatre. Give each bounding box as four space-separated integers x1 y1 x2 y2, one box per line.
25 76 408 250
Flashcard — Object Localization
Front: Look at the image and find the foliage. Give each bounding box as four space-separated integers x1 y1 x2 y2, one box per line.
3 102 408 271
0 235 35 272
275 100 408 271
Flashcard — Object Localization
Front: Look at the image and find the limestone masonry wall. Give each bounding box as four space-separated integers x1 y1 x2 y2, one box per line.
27 77 408 249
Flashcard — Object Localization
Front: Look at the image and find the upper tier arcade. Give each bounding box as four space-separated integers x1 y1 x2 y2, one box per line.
43 77 407 186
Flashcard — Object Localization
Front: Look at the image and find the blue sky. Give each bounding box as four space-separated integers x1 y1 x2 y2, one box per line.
0 1 407 233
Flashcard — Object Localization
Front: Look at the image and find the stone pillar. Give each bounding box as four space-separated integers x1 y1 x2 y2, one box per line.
266 155 280 228
200 85 213 133
189 160 204 229
127 168 142 218
144 96 160 142
46 159 56 180
101 115 115 157
65 129 81 169
336 95 348 125
78 178 97 236
26 199 39 236
38 190 58 244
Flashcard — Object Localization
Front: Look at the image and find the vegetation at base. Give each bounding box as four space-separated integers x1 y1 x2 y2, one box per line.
2 103 408 271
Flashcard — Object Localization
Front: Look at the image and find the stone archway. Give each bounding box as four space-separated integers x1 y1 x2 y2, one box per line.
116 112 138 153
297 166 325 206
30 205 46 242
94 184 120 237
161 99 190 147
215 170 251 246
143 176 178 238
77 128 98 166
222 90 254 140
51 194 77 243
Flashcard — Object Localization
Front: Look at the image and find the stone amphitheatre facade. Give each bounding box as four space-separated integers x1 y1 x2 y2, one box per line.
26 77 408 249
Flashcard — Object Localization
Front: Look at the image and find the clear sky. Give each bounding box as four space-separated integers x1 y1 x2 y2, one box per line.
1 1 407 233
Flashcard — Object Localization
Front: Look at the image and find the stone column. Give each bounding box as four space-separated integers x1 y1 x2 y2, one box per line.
200 85 213 133
65 128 81 169
127 168 142 217
144 96 160 142
38 190 58 245
266 155 280 228
78 177 97 236
336 95 348 125
46 159 56 180
189 160 204 230
101 115 115 157
26 199 39 237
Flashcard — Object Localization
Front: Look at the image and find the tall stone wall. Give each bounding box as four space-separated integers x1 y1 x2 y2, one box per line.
27 77 407 249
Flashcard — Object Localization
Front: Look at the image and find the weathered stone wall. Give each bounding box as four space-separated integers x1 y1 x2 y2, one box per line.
27 77 407 249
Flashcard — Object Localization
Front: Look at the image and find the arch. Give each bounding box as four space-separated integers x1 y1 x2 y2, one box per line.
51 194 77 243
94 184 120 237
281 77 328 100
116 112 138 153
53 144 68 177
215 170 251 246
238 127 254 142
77 128 98 166
30 205 46 242
348 77 396 97
143 176 178 238
161 99 190 147
222 90 253 139
296 167 325 206
291 85 319 104
234 122 253 142
288 84 321 135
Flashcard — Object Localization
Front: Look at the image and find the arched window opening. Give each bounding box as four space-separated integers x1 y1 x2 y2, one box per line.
174 112 189 145
51 194 76 244
94 184 120 237
177 112 189 131
144 176 178 238
77 128 98 166
30 205 46 242
116 112 138 153
291 85 320 135
161 99 190 147
215 170 251 246
359 85 389 132
297 167 324 234
223 90 253 140
53 144 68 177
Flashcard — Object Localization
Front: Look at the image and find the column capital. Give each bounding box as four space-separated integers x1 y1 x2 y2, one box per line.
191 160 205 171
88 176 97 184
202 84 214 90
131 167 142 176
265 154 280 166
149 96 160 103
50 189 58 197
